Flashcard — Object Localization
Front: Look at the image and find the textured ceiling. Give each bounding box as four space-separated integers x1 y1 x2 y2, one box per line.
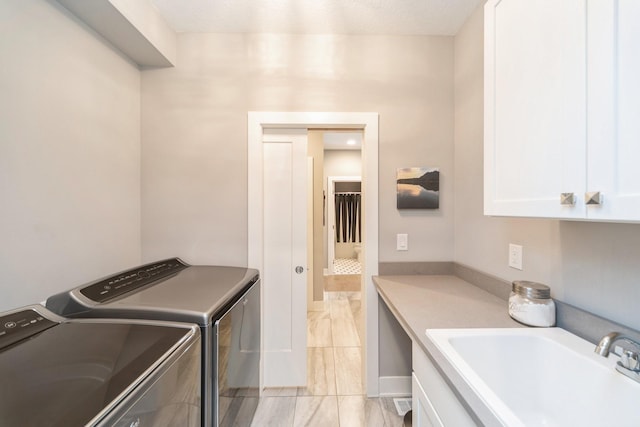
151 0 484 36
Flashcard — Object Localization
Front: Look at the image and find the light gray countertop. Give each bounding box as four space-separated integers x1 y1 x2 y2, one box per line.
374 275 523 426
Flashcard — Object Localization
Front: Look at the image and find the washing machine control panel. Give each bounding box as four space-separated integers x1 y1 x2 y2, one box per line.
0 309 57 351
80 258 189 303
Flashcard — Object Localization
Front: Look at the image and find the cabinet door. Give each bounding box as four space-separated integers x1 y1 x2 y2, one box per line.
484 0 587 218
412 344 476 426
412 373 445 427
586 0 640 221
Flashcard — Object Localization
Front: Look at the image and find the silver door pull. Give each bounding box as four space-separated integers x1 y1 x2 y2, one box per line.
585 191 603 205
560 193 575 206
295 266 304 274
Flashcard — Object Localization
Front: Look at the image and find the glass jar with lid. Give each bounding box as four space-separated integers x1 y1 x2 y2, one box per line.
508 281 556 327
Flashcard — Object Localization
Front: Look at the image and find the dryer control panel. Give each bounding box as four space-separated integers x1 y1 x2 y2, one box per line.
0 309 57 351
80 258 189 303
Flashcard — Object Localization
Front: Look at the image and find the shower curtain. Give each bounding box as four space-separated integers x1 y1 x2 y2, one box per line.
335 193 361 243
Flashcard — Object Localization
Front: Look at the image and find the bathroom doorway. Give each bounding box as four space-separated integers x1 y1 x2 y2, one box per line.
327 176 362 278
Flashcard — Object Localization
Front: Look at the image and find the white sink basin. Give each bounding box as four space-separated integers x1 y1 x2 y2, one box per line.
426 328 640 427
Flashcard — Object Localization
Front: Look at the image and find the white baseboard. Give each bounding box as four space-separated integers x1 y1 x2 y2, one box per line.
324 268 329 276
378 376 412 397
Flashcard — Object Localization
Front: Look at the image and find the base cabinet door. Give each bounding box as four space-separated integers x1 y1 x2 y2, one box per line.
412 373 444 427
412 344 476 426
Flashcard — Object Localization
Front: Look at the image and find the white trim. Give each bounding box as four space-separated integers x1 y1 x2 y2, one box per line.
327 175 361 275
379 376 412 397
248 111 380 397
307 157 315 309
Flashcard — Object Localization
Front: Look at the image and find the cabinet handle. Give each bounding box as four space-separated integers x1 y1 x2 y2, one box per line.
560 193 575 206
585 191 603 205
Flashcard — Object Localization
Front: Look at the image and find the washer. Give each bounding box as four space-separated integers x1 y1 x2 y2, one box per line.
46 258 261 427
0 304 201 427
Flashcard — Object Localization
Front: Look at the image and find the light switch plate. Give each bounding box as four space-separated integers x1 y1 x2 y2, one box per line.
509 244 523 270
397 234 408 251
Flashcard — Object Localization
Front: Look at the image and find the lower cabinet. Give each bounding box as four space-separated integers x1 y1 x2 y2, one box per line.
412 343 476 427
412 373 444 427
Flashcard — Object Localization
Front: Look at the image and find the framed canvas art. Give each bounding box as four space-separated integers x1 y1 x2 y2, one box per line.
397 167 440 209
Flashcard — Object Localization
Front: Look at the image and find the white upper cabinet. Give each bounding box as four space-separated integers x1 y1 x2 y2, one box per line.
484 0 640 222
587 0 640 221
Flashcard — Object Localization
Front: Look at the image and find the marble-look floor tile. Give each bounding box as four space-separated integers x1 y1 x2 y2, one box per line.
326 290 361 301
334 347 364 395
293 396 339 427
330 299 354 319
250 397 296 427
248 289 374 426
345 291 362 301
220 395 259 427
379 397 405 427
234 387 260 398
324 274 361 292
298 347 336 396
331 316 361 347
349 299 365 345
219 396 232 424
349 299 361 318
338 396 387 427
262 387 299 397
330 299 360 347
307 311 332 347
308 299 330 312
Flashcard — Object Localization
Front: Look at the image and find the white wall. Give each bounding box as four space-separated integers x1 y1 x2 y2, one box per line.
141 34 455 266
0 1 141 310
454 5 640 330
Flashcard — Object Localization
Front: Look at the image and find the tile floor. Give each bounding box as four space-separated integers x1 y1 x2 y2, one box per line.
251 289 405 427
333 258 362 275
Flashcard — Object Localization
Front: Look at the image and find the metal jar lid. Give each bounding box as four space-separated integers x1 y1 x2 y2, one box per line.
512 281 551 300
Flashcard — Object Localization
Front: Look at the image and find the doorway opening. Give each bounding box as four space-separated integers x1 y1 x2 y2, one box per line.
248 112 380 397
305 130 364 398
327 175 362 277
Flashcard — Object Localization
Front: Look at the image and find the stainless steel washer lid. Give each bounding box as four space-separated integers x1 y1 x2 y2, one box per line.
0 305 198 427
46 258 259 326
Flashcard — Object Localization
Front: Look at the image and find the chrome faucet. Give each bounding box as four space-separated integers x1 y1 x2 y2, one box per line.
595 332 618 356
595 332 640 383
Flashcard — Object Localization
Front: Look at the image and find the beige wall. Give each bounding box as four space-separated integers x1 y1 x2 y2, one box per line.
324 150 362 178
324 149 362 268
0 1 141 310
454 5 640 330
141 33 455 266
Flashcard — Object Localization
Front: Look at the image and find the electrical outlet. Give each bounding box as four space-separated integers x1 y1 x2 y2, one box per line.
397 234 408 251
509 244 523 270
